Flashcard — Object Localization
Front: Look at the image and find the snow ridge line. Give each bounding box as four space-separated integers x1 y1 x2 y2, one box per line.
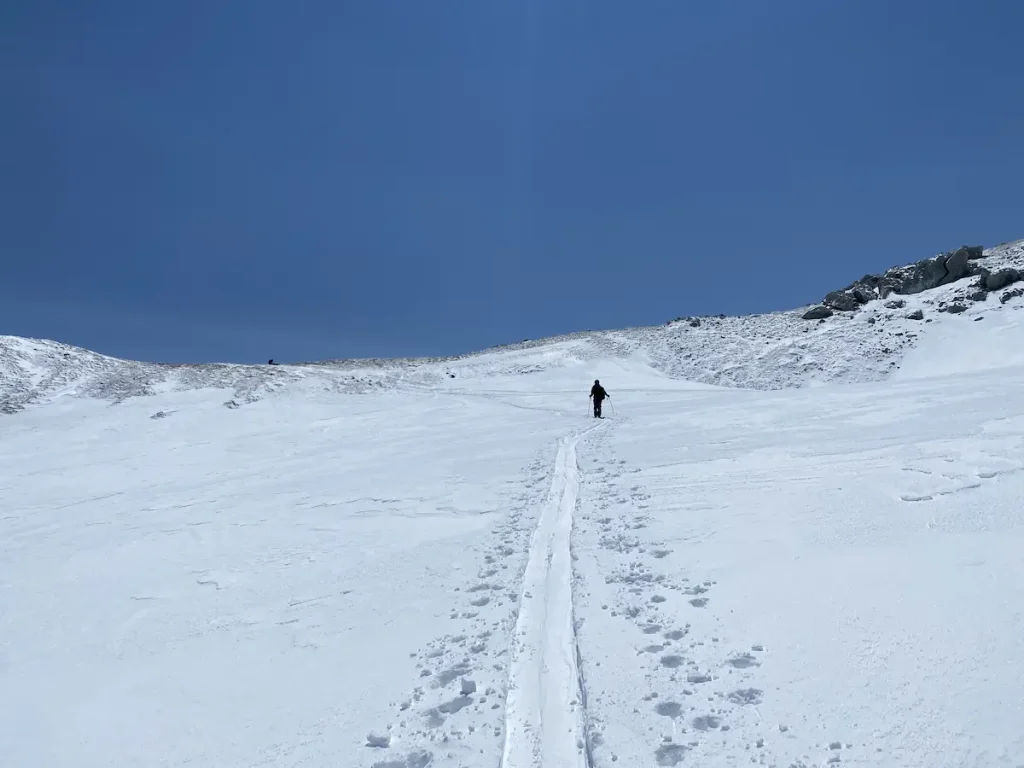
500 426 600 768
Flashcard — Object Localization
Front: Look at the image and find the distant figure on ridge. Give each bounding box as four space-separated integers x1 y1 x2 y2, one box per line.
268 359 278 365
590 379 609 418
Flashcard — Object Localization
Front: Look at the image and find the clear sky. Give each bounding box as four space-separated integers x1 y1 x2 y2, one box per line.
3 1 1022 363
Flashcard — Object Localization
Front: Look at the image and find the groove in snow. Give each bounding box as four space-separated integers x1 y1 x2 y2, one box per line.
501 429 595 768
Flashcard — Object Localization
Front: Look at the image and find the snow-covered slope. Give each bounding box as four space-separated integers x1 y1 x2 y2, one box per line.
4 240 1023 415
3 240 1024 768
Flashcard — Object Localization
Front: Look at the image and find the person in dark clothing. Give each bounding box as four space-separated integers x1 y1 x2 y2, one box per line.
589 379 609 418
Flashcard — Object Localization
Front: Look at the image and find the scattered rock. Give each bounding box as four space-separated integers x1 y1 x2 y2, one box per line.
940 304 967 314
460 678 477 696
970 290 989 302
1002 287 1024 304
802 305 834 320
906 309 925 320
884 299 906 309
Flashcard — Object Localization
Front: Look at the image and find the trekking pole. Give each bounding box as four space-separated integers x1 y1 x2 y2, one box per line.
610 399 617 417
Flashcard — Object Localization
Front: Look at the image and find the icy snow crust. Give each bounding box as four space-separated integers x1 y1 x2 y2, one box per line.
2 240 1024 767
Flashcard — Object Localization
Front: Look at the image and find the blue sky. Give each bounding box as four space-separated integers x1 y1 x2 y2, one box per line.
3 1 1022 363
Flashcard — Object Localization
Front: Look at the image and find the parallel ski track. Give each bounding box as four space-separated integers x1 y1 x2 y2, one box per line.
500 424 601 768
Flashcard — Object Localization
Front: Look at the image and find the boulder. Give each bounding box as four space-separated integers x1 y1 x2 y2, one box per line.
885 299 906 309
906 309 925 320
941 247 972 284
970 290 989 302
942 304 967 314
802 306 834 320
823 290 860 312
851 285 877 304
959 245 985 260
983 268 1021 292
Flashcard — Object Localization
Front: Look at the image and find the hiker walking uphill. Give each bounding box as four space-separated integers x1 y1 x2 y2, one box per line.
590 380 609 418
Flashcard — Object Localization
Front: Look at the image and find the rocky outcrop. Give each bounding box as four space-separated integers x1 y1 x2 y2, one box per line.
880 245 974 296
802 306 833 320
817 244 984 312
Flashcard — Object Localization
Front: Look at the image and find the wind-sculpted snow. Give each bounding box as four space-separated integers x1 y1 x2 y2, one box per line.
2 239 1022 413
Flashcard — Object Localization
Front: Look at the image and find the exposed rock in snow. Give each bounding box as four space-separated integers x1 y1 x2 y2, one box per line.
1002 287 1024 304
823 243 983 311
801 306 833 320
2 240 1022 411
823 290 860 312
979 267 1021 292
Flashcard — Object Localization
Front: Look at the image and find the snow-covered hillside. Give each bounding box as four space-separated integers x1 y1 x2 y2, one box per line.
2 240 1024 768
4 240 1023 415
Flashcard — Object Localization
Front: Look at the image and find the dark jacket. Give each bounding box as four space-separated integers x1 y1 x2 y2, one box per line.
590 384 608 401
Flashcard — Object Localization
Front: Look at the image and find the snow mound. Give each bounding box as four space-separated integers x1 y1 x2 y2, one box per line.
2 239 1022 413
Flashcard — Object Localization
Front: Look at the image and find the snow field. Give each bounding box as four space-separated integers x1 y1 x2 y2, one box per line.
1 389 580 767
2 287 1024 767
572 370 1024 767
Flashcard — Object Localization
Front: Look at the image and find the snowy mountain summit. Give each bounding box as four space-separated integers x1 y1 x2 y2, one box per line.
3 239 1024 768
3 238 1023 416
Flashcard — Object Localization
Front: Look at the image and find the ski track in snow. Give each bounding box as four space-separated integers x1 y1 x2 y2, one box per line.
3 240 1024 767
500 427 599 768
